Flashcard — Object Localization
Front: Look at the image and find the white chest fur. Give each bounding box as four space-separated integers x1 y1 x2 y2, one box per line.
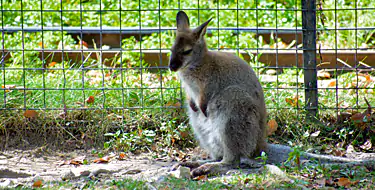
178 72 200 104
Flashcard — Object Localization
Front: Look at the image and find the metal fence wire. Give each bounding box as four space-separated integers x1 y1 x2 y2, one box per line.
1 0 375 134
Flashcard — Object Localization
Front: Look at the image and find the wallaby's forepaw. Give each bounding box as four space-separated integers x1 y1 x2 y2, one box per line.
199 103 208 117
189 100 199 112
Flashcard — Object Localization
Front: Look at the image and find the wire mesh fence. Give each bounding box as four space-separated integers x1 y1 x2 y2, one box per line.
1 0 375 147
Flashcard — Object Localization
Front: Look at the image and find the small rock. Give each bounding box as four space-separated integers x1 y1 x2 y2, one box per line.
0 160 7 165
61 170 75 181
71 168 90 177
169 166 190 179
265 164 289 179
266 69 277 75
146 182 157 190
104 179 113 185
0 179 13 188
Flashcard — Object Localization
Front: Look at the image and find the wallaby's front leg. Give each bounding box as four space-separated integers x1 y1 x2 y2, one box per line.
189 99 199 112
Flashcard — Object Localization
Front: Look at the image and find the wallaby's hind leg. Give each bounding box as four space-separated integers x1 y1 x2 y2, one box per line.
191 97 264 177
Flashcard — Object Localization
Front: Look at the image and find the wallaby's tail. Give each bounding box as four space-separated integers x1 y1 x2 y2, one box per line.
265 143 375 166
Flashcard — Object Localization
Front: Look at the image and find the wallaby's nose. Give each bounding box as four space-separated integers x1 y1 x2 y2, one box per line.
169 55 182 72
169 63 179 71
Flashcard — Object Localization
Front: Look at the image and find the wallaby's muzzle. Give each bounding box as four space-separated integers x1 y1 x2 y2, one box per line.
168 53 183 72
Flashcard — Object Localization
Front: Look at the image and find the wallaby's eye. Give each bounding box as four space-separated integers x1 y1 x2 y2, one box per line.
182 49 192 55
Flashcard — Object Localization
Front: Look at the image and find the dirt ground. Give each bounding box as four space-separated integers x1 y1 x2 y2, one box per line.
1 145 375 189
0 148 178 188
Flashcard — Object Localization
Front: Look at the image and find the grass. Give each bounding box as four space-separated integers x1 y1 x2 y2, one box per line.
13 163 375 189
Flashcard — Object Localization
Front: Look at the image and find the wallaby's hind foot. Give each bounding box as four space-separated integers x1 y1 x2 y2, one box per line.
191 162 237 177
171 159 213 171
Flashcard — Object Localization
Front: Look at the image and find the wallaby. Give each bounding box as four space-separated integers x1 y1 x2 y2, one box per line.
169 11 375 177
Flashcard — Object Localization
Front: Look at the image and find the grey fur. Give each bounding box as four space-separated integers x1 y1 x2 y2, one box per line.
169 11 375 177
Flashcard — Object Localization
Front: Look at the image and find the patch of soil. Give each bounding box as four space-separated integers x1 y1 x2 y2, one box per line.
0 148 176 188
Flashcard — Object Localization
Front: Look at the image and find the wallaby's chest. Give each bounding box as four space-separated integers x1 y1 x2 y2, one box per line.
178 72 200 102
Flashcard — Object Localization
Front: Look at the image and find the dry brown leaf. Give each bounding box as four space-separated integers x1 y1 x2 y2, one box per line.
328 80 336 87
93 156 111 163
324 177 334 186
2 85 16 93
267 119 278 136
332 149 345 157
365 74 371 82
138 129 143 136
151 144 158 151
79 40 89 48
48 62 57 67
174 102 182 107
70 156 86 165
351 113 364 124
119 152 126 160
194 175 208 181
285 96 299 107
86 96 95 104
317 71 331 79
179 130 189 138
32 180 43 188
337 177 351 187
315 178 326 186
24 110 38 118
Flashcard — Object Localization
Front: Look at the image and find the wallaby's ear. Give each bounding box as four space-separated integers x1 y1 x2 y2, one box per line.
193 18 212 39
176 11 190 31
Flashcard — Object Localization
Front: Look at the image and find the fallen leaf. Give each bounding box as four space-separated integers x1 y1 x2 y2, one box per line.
48 62 57 67
86 96 95 104
337 177 351 187
79 40 89 48
326 177 334 186
360 140 372 150
138 129 143 136
267 119 278 136
179 130 189 138
70 156 86 165
2 85 16 92
24 110 38 118
285 96 299 107
93 156 111 163
119 152 126 160
327 80 336 87
351 113 364 124
151 144 158 151
194 175 208 181
315 178 326 186
365 74 371 82
317 71 330 79
332 149 345 157
32 180 43 188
